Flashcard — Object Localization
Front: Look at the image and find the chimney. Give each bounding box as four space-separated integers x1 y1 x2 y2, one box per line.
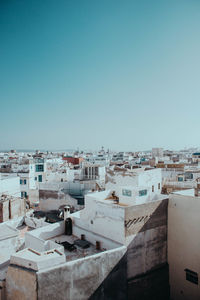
81 234 85 241
64 206 70 220
96 241 101 250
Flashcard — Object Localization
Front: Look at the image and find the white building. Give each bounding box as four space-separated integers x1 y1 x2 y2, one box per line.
66 164 106 183
34 158 46 184
19 162 37 200
106 167 162 198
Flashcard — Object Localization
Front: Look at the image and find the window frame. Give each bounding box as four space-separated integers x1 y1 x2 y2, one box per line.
185 269 198 285
139 189 147 197
35 164 44 172
122 189 132 197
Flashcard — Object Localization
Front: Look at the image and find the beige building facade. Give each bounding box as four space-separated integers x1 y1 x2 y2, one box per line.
168 191 200 300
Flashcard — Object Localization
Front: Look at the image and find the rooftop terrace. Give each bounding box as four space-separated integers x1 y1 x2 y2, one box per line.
49 234 104 262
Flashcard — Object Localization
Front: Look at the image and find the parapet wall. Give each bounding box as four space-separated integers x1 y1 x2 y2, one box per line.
0 197 25 223
6 246 126 300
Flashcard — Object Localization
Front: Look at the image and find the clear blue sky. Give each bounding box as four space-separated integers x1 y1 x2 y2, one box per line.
1 0 200 151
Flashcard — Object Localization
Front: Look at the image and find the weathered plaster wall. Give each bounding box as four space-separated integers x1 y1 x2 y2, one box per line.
0 198 25 223
10 198 26 219
0 201 9 222
39 189 81 211
125 199 168 236
6 265 37 300
37 246 126 300
89 252 127 300
127 226 167 279
126 198 169 299
126 199 168 274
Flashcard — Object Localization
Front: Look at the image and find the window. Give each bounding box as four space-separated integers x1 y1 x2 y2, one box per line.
122 189 132 197
185 269 198 285
78 198 84 205
178 177 183 182
185 173 193 180
152 185 154 192
20 179 26 185
139 189 147 197
38 175 42 182
158 183 161 189
35 164 44 172
35 177 37 181
21 191 27 198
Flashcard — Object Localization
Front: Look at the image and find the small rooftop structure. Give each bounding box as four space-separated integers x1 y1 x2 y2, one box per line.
10 247 65 271
0 223 18 241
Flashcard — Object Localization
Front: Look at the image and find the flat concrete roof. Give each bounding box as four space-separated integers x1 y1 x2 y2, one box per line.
10 247 65 271
49 234 104 262
0 224 18 241
0 174 18 180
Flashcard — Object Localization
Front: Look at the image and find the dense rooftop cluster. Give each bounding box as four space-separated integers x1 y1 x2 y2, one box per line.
0 147 200 300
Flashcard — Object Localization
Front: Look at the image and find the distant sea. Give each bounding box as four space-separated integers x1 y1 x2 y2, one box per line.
0 149 76 153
